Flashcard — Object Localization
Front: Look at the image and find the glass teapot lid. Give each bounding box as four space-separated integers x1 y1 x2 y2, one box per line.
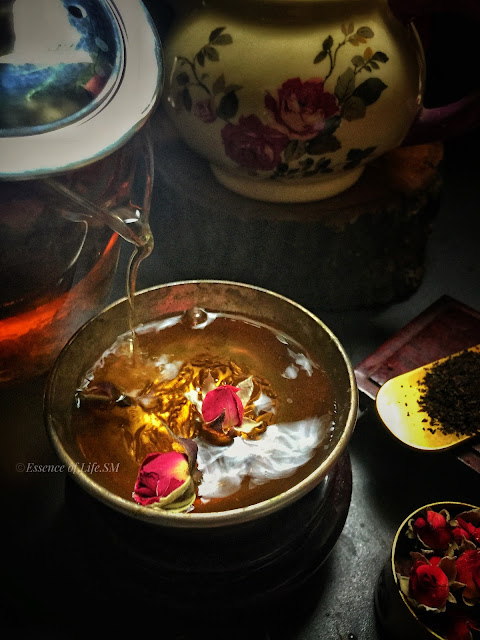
0 0 162 180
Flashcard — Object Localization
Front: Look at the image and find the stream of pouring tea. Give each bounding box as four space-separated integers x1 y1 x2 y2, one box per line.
124 217 154 356
45 153 154 357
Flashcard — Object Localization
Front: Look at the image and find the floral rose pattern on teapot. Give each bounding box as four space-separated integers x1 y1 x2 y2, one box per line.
172 24 389 179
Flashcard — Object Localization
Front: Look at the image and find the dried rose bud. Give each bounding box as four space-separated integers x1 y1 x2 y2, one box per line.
133 451 194 510
456 549 480 604
445 612 480 640
453 511 480 546
409 559 450 610
412 509 453 551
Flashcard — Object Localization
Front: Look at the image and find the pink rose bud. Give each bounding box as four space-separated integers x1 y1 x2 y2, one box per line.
133 451 191 506
202 385 244 430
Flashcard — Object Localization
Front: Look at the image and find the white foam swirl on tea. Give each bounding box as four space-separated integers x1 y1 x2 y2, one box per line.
196 416 327 501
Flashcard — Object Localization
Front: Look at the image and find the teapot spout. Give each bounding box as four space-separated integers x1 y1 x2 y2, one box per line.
94 203 153 249
44 178 153 249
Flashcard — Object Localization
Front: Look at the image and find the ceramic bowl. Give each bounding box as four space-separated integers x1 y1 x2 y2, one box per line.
44 280 358 607
375 501 480 640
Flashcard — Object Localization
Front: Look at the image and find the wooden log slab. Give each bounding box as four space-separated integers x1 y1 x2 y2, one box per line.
149 108 444 311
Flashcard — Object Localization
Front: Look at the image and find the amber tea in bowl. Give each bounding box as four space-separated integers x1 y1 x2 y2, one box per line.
45 280 358 528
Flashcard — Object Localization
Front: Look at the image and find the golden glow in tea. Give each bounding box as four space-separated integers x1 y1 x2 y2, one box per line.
74 307 339 513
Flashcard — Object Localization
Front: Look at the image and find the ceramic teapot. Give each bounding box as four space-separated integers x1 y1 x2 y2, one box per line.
0 0 162 386
161 0 480 202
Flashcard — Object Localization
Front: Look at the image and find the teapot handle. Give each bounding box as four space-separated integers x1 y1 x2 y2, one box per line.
388 0 480 144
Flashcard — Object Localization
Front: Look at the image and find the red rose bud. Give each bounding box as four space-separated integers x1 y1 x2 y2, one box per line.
445 613 480 640
409 559 450 609
202 385 244 430
456 517 480 545
413 509 453 551
456 549 480 603
452 523 472 545
133 451 191 507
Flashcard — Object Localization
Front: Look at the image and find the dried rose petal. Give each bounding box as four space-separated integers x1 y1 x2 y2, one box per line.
177 436 199 471
235 376 254 407
133 451 192 507
202 385 244 430
76 381 132 409
201 411 236 446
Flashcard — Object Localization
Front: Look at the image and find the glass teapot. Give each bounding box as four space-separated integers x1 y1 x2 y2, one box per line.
0 0 162 386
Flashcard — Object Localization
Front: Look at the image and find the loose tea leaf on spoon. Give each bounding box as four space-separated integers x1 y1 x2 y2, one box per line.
418 349 480 438
376 345 480 451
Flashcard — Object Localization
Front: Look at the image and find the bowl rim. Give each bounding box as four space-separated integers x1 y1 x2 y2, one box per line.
45 279 359 529
390 500 480 639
